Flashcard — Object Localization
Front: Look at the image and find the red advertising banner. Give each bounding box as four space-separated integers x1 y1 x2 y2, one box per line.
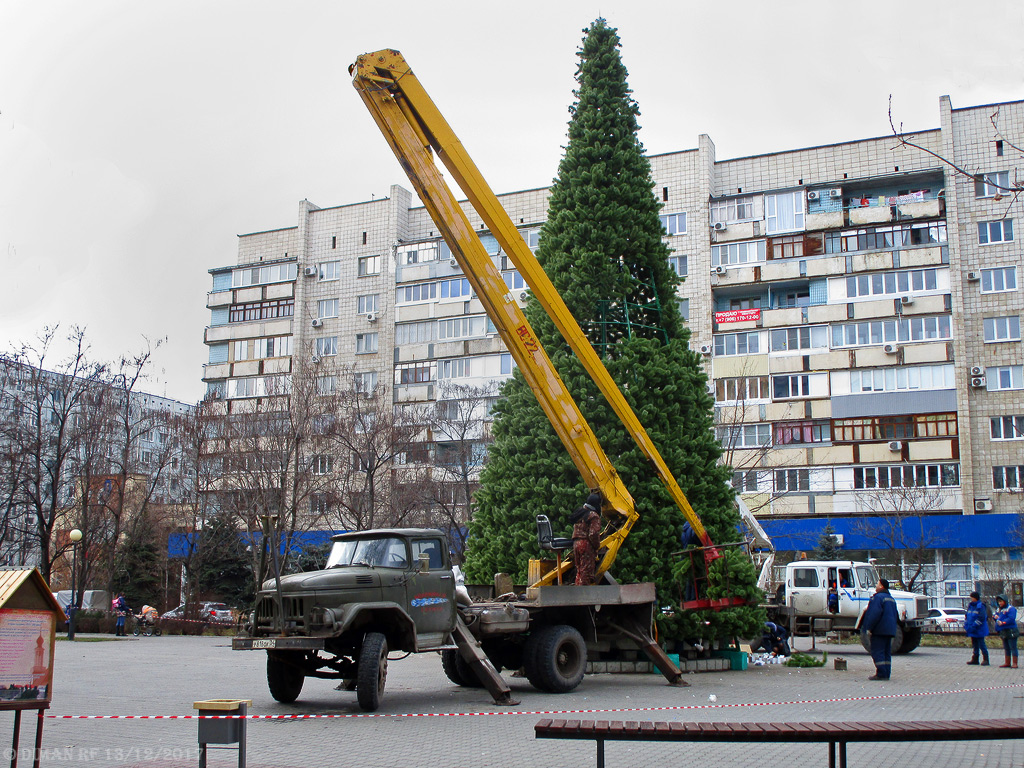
714 308 760 324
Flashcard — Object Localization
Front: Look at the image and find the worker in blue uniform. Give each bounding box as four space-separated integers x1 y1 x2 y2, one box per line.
861 578 900 681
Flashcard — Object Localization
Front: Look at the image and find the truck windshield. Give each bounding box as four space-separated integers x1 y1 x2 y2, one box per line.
856 566 878 588
326 537 408 569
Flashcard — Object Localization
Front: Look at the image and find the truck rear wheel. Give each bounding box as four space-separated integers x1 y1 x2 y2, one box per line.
441 649 483 688
897 627 921 654
523 624 586 693
357 632 388 711
267 651 304 703
859 625 904 656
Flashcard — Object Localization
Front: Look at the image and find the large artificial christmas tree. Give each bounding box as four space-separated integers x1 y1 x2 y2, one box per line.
466 19 762 640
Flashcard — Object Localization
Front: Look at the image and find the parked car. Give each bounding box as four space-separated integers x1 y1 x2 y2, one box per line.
161 602 234 624
925 606 966 632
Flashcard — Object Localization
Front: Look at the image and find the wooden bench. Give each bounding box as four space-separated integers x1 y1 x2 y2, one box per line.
535 717 1024 768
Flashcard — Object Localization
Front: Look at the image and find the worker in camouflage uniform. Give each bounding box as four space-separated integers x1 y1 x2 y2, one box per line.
571 492 603 586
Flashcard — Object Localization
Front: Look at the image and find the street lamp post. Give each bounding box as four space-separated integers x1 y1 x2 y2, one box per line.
67 528 82 641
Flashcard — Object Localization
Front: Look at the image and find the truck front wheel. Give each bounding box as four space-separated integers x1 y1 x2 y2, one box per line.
897 627 921 654
441 649 483 688
859 625 904 656
523 625 586 693
267 651 304 703
357 632 388 711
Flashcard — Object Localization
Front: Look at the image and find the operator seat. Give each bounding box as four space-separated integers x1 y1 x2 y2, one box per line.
536 515 573 585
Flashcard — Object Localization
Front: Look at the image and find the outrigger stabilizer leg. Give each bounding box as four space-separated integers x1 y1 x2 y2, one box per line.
453 616 519 705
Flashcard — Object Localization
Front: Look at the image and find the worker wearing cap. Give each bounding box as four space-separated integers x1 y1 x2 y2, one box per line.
965 591 991 666
862 578 900 680
571 492 602 586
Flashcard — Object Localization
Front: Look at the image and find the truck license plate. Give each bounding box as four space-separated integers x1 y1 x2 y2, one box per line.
251 638 276 649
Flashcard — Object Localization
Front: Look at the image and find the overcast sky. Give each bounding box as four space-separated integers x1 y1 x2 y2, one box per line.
2 1 1022 403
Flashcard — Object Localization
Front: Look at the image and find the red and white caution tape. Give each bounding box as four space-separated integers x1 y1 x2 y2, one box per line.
45 682 1024 720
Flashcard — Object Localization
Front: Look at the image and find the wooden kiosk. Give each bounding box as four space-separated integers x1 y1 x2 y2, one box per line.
0 568 62 768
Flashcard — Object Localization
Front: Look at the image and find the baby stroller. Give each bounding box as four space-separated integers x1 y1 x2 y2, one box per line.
132 606 162 637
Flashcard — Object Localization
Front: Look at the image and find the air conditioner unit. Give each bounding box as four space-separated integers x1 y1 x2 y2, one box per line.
449 258 459 268
705 382 715 395
971 376 987 388
311 318 323 327
713 265 728 275
970 365 985 377
310 355 321 364
698 344 713 355
899 295 914 306
967 272 981 281
975 499 994 512
713 221 727 231
303 266 318 277
829 188 843 199
883 343 899 354
806 190 820 201
888 440 903 451
366 312 378 323
518 291 528 301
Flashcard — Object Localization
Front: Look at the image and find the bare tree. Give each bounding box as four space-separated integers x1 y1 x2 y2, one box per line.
850 484 953 591
421 380 497 560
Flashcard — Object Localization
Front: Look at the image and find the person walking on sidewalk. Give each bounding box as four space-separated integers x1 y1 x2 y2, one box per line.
994 594 1018 668
965 591 991 666
862 578 900 681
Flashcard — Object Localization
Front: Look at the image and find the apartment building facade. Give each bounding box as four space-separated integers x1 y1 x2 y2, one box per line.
204 96 1024 591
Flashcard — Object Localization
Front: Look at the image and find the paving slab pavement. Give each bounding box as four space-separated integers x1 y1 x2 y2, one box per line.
5 634 1024 767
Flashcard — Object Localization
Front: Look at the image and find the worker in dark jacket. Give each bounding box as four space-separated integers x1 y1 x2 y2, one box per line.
861 578 900 680
965 591 991 666
571 492 603 586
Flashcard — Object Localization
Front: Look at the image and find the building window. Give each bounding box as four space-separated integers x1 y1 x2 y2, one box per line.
399 282 438 303
841 225 907 252
716 423 771 449
358 294 380 314
994 465 1024 491
729 297 762 310
256 336 293 358
358 255 381 276
232 340 250 361
396 362 434 384
845 268 938 298
765 191 804 234
831 316 952 347
731 470 762 493
232 262 297 288
439 358 473 379
855 463 960 489
849 364 954 393
768 234 824 260
438 316 487 340
311 456 333 475
440 278 472 299
677 298 689 321
500 353 514 375
979 219 1014 244
395 321 435 345
713 331 761 356
774 469 810 492
981 267 1017 293
710 195 758 224
834 413 957 442
228 299 294 323
769 326 828 353
984 316 1021 343
991 415 1024 440
660 212 686 235
772 374 811 400
776 288 810 309
318 299 338 318
319 261 341 281
774 420 831 445
715 376 770 403
397 242 440 264
354 372 378 393
355 333 378 354
668 254 688 277
315 336 338 357
976 171 1010 198
316 375 337 395
988 365 1024 391
712 240 766 266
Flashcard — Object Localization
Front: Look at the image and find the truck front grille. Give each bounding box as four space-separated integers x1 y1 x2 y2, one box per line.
255 596 306 629
916 597 928 618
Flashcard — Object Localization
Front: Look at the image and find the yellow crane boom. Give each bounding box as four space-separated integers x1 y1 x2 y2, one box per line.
350 49 717 586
